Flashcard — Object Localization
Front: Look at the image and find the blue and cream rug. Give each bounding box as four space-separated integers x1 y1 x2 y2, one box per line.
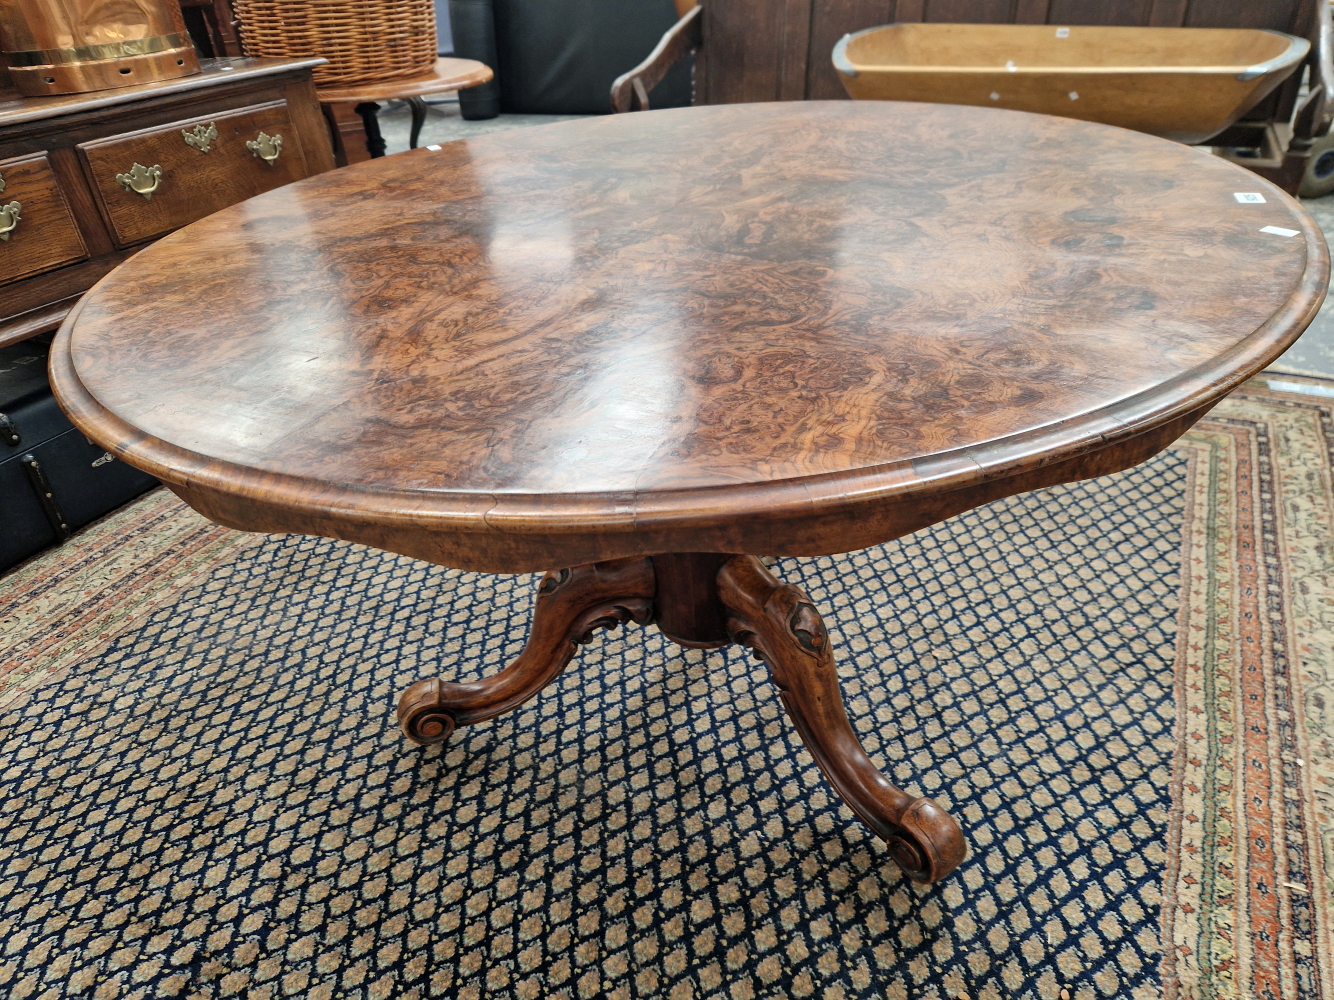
2 375 1333 1000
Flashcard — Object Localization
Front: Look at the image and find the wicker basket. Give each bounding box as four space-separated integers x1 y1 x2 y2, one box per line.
232 0 437 87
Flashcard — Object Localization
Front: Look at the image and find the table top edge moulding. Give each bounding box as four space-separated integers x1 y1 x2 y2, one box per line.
50 101 1330 575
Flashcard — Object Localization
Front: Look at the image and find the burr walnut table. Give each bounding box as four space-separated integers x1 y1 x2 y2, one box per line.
51 102 1328 884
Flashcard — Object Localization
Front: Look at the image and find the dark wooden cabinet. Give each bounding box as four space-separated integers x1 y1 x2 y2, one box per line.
0 56 335 348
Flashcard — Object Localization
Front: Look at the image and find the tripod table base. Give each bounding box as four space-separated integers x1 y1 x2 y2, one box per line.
396 553 966 883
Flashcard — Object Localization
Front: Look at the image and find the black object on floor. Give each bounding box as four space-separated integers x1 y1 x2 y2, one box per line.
0 340 157 573
450 0 502 120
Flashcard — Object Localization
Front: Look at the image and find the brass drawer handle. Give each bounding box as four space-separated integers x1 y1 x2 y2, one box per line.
182 122 217 153
116 163 163 201
0 200 21 241
246 132 282 165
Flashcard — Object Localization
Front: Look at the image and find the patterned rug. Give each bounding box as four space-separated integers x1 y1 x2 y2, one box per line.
2 375 1333 1000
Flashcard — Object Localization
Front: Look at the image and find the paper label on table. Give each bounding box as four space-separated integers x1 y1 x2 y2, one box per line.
426 144 442 151
1234 192 1266 203
1055 27 1070 37
1260 225 1300 237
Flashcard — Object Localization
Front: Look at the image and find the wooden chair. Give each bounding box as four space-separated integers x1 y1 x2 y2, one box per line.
611 0 701 113
611 0 1334 195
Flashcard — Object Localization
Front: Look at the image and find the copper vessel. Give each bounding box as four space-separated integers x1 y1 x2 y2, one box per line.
0 0 201 97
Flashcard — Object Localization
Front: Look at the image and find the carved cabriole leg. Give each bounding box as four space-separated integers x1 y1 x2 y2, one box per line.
397 557 655 744
716 555 967 883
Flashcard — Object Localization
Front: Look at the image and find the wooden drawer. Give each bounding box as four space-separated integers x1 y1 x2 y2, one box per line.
0 153 89 286
77 100 310 248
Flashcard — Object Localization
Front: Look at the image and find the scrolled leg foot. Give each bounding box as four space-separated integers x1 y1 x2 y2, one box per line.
399 678 459 744
396 557 656 745
717 556 966 882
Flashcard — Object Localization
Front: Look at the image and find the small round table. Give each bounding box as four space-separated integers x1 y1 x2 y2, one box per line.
317 56 493 164
51 102 1328 883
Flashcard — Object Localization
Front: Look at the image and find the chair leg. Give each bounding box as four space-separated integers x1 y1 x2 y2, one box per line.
408 97 429 149
354 102 387 158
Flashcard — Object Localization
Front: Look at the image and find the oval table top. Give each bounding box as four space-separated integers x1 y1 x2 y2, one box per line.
53 102 1328 572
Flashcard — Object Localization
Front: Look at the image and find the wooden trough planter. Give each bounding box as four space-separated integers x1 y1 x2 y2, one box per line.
833 23 1309 146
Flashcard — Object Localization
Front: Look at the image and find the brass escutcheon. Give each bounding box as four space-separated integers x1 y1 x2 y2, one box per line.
0 172 6 195
116 163 163 201
246 132 283 165
0 200 21 241
182 122 218 154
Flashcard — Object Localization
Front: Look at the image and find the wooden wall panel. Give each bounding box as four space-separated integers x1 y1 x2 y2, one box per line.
1014 0 1051 23
1183 0 1303 31
1147 0 1188 26
700 0 787 102
805 0 893 99
780 0 816 100
924 0 1013 22
1046 0 1153 25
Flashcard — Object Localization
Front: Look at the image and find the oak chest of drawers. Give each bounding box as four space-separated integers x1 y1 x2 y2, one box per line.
0 57 335 347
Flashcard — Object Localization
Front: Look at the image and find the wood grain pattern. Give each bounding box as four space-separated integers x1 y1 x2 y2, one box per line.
806 0 893 99
77 99 309 247
652 551 733 647
0 56 333 345
1014 0 1052 24
1047 0 1153 26
52 102 1328 575
1147 0 1189 27
1185 0 1304 31
699 0 787 103
923 0 1013 22
0 152 87 284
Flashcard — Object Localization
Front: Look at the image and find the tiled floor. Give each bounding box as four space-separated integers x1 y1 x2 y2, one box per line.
377 99 1334 380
